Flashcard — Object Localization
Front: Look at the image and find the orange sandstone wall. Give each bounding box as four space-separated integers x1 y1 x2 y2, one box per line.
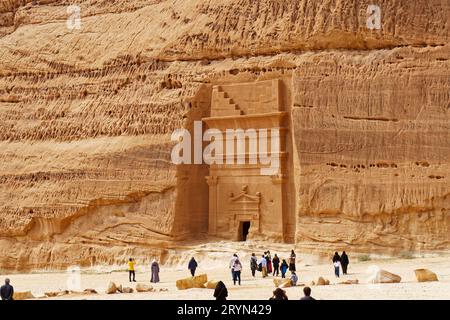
0 0 448 270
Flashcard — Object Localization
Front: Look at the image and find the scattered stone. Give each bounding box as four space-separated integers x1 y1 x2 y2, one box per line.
136 283 153 292
316 277 330 286
44 290 69 297
368 269 401 283
122 287 134 293
204 280 219 289
310 281 315 286
159 288 168 292
414 269 438 282
339 279 359 285
106 282 118 294
117 284 123 293
83 289 98 294
13 291 35 300
273 279 292 288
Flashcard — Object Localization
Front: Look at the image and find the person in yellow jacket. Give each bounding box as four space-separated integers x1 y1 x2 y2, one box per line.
128 258 136 282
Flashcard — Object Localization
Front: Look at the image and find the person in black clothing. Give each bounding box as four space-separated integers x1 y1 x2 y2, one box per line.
300 287 315 300
188 257 198 276
213 281 228 300
272 254 280 276
0 278 14 300
332 252 341 263
269 288 288 300
340 251 349 275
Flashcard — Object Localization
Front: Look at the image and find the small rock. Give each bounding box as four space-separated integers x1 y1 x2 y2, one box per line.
106 282 118 294
136 283 153 292
122 287 134 293
414 269 438 282
339 279 359 285
83 289 98 294
368 269 401 283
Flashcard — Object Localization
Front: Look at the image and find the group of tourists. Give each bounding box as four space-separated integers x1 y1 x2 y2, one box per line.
250 250 297 279
331 251 350 278
127 257 161 283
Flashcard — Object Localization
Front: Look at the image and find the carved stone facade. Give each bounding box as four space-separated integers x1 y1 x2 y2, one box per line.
203 80 293 242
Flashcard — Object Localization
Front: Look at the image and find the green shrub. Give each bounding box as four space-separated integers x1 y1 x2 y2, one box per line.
399 251 414 259
357 254 371 262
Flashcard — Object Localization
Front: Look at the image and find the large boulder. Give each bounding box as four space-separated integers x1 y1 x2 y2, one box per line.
193 274 208 288
176 274 208 290
106 282 118 294
204 280 219 289
13 291 34 300
414 269 438 282
136 283 153 292
368 269 401 283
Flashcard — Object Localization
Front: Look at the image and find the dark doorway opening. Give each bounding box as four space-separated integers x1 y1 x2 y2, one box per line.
240 221 251 241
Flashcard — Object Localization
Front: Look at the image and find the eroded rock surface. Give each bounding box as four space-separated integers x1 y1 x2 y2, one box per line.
0 0 449 271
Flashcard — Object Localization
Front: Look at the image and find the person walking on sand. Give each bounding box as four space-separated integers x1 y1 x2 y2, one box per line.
0 278 14 300
332 252 341 278
269 288 288 300
150 259 160 283
280 259 288 278
128 258 136 282
289 250 296 272
272 254 280 276
232 258 243 285
250 253 258 277
340 251 349 275
213 281 228 300
188 257 198 276
229 254 238 280
300 287 315 300
259 255 268 278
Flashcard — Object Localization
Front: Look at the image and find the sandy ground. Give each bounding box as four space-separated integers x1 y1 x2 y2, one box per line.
2 242 449 300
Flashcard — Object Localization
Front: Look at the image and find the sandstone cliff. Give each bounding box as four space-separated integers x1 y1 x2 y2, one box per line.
0 0 449 271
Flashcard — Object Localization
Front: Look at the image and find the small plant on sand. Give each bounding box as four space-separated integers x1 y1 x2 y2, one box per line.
357 254 371 262
399 251 415 259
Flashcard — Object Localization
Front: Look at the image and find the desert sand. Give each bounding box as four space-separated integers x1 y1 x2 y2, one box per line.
2 241 449 300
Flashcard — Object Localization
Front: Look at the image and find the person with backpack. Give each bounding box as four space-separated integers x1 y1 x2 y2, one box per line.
232 258 243 285
332 252 341 278
229 254 238 280
259 255 268 278
250 253 258 277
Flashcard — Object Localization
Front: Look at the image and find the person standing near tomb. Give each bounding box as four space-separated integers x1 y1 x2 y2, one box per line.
289 250 296 272
250 253 258 277
272 254 280 276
